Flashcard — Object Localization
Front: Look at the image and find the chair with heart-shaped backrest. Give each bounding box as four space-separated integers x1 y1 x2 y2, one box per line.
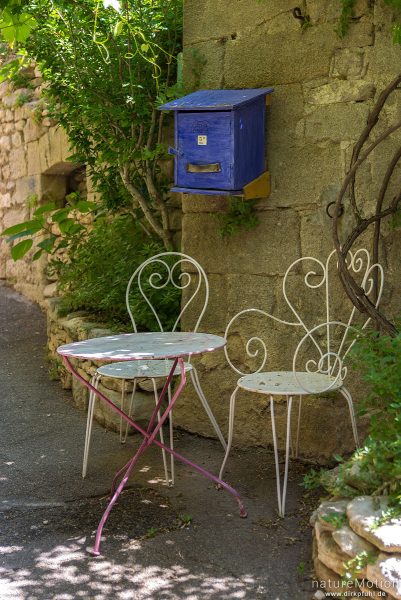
220 248 384 516
82 252 227 483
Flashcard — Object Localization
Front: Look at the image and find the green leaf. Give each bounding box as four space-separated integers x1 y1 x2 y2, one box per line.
76 200 96 213
32 249 43 261
37 237 56 252
52 208 70 223
113 20 123 37
141 43 149 53
33 202 56 217
58 218 75 234
2 219 42 236
11 238 33 260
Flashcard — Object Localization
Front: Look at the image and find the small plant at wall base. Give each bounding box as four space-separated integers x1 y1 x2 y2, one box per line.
217 198 260 238
0 0 183 251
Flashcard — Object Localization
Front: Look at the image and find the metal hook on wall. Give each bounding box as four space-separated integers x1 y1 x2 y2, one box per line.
326 201 345 219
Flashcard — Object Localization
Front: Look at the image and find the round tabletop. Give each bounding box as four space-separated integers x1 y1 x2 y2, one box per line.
57 332 226 361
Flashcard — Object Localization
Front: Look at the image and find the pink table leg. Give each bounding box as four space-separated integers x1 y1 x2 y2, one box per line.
62 355 247 555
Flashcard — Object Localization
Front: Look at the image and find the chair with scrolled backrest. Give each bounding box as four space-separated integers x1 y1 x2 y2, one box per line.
82 252 227 483
219 248 384 516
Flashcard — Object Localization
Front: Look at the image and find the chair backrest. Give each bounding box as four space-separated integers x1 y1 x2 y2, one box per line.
125 252 209 333
224 248 384 391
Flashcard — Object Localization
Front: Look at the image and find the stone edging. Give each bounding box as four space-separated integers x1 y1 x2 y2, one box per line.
47 298 159 431
312 496 401 599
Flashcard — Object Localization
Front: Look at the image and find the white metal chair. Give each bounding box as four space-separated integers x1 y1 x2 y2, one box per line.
82 252 227 482
219 249 384 516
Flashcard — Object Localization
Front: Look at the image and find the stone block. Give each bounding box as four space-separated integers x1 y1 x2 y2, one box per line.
0 135 11 151
14 176 41 205
3 123 13 134
330 48 367 79
268 142 343 208
304 80 375 105
366 27 401 90
347 496 401 553
181 208 300 276
11 131 23 148
9 147 27 179
0 81 10 99
367 554 401 600
0 193 11 208
268 84 304 145
332 524 378 558
300 206 340 262
26 141 41 176
183 41 224 89
14 119 25 132
184 0 295 45
24 117 46 143
317 530 354 576
338 19 374 48
1 93 18 108
224 23 339 87
36 127 72 174
303 103 370 142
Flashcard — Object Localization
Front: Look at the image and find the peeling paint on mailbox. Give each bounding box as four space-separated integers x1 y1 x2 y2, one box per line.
159 88 274 198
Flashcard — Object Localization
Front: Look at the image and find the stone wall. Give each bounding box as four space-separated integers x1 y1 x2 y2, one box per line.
0 66 86 305
173 0 401 459
47 299 156 431
312 497 401 598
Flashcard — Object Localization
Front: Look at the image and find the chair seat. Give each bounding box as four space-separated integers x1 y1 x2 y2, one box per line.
96 359 193 380
238 371 342 396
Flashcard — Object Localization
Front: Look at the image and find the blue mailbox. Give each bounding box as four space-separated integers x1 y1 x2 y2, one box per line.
159 88 274 199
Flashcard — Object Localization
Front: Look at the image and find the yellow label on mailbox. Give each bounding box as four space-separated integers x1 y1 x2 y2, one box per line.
197 135 207 145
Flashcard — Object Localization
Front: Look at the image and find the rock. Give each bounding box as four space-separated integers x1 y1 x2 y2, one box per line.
332 524 378 558
347 497 401 553
367 553 401 600
313 556 359 596
316 499 349 531
305 79 375 105
317 530 353 576
43 282 58 298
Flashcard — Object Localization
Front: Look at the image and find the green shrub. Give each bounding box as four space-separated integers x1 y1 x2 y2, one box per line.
304 329 401 506
53 214 181 331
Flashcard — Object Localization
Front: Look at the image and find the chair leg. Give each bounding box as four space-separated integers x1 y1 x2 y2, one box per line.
270 396 282 516
168 384 174 486
190 368 227 450
152 379 170 485
119 378 127 444
340 387 359 449
286 396 294 458
281 396 293 517
82 373 101 478
219 386 239 481
294 395 302 459
121 379 137 444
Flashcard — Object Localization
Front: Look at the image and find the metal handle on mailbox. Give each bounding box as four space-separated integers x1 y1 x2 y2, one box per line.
186 163 221 173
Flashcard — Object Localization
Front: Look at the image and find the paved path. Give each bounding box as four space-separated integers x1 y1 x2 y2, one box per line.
0 283 317 599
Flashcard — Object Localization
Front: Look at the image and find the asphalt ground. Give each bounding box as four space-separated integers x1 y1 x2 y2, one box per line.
0 282 320 600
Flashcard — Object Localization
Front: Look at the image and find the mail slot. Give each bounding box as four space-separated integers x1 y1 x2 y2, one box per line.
159 88 274 198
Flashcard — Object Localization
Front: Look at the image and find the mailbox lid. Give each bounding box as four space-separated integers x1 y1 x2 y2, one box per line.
159 88 273 112
176 111 234 190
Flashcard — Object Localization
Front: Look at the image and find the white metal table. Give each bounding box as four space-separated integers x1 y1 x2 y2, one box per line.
58 332 247 555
